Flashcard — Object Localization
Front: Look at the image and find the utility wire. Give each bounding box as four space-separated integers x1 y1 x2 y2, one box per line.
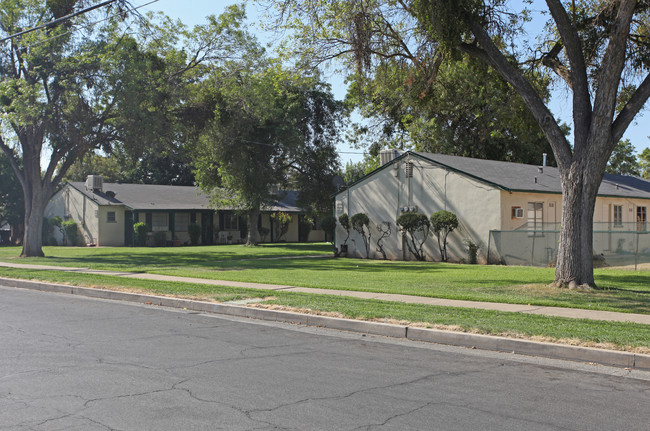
0 0 123 43
2 0 160 50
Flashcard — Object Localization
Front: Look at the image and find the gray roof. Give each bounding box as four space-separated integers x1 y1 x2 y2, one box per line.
407 151 650 199
68 182 303 212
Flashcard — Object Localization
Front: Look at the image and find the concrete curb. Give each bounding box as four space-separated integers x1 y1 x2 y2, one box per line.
3 276 649 371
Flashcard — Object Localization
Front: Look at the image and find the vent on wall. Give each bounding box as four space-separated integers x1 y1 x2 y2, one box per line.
405 161 414 178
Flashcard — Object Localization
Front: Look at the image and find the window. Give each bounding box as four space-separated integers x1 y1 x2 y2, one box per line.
175 213 190 232
152 213 168 232
527 202 543 236
107 211 116 223
637 206 647 231
224 213 238 230
613 205 623 227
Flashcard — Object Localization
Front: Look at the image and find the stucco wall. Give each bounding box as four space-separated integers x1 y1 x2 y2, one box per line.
96 206 126 246
499 192 562 230
46 186 102 246
335 155 502 262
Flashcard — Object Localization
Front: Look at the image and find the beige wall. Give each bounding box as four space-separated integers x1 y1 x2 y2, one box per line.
46 186 103 246
499 192 562 230
97 206 126 246
500 192 650 229
258 212 300 243
335 155 502 262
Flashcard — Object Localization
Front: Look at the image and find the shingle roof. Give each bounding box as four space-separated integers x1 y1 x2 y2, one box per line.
410 151 650 199
67 182 303 212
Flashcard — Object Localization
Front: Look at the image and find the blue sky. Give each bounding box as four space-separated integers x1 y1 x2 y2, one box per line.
139 0 650 166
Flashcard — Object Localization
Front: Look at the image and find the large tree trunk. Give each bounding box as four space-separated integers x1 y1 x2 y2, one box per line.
20 183 49 258
246 207 260 246
553 141 608 288
16 127 53 258
554 167 595 287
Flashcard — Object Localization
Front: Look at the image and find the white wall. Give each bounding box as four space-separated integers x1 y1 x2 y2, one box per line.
335 155 502 262
46 185 103 245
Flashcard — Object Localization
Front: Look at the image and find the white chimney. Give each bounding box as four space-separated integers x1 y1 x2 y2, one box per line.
542 153 547 167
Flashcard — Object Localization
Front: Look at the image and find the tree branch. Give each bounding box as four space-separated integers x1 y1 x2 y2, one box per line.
0 134 26 192
541 42 572 88
545 0 591 149
612 72 650 143
463 22 573 170
590 0 636 141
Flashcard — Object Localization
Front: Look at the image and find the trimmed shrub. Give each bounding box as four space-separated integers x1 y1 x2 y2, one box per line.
431 210 459 262
62 220 81 246
375 221 392 260
338 213 351 245
350 213 371 258
397 213 430 261
133 222 148 246
466 239 480 264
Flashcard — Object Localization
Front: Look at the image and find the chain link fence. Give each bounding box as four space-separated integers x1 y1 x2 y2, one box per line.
487 222 650 269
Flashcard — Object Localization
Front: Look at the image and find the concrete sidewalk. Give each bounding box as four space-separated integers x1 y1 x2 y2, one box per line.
1 261 649 325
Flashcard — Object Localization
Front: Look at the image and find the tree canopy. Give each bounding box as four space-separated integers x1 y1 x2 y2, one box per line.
0 1 252 256
606 139 640 176
192 61 344 244
266 0 650 287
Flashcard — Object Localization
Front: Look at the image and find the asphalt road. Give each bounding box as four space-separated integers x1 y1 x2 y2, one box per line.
1 285 649 431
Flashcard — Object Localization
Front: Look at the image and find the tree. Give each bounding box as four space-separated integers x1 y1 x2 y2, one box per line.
606 139 640 176
343 157 380 185
64 152 131 184
347 55 556 165
320 214 337 242
268 0 650 287
0 2 165 256
193 64 343 245
374 221 391 260
0 2 246 257
638 147 650 179
431 210 458 263
396 212 430 261
350 212 371 258
0 151 24 243
338 213 351 245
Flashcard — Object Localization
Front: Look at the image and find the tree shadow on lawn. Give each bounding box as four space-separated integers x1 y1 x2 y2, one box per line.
595 272 650 294
7 244 332 270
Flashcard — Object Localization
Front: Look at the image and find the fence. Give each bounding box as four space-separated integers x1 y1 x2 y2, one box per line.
487 222 650 269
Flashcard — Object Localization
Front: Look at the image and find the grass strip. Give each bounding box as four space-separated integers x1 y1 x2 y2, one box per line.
2 245 650 314
1 268 648 352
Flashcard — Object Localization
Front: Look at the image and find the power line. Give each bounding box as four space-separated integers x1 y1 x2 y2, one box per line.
3 0 160 50
0 0 122 43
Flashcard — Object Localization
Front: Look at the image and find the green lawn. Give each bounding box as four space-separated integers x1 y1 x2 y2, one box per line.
0 243 332 268
1 267 648 352
1 244 649 314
